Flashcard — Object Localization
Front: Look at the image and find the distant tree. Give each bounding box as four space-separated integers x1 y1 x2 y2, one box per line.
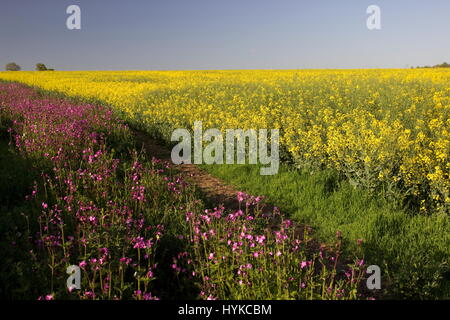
434 62 450 68
36 63 48 71
415 62 450 69
5 62 21 71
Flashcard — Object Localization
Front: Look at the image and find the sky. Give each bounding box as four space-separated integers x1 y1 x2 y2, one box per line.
0 0 449 70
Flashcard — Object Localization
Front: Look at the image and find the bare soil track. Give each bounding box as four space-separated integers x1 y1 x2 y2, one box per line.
133 130 255 211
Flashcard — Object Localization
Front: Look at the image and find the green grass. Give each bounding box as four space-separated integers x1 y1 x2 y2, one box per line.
200 162 450 299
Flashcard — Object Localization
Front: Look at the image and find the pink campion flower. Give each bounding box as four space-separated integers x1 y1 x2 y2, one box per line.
145 239 154 248
357 259 365 267
185 211 193 222
256 235 266 245
42 202 48 209
38 294 54 300
134 290 142 297
237 192 246 203
208 253 215 260
283 219 292 228
84 291 95 299
147 270 154 278
201 215 211 224
119 257 132 265
132 236 146 249
143 293 159 300
79 260 87 268
200 232 209 240
274 231 288 242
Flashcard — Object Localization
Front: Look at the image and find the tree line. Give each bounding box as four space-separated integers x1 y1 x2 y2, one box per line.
413 62 450 69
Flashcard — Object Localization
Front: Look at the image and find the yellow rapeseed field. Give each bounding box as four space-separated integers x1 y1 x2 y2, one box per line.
0 69 449 212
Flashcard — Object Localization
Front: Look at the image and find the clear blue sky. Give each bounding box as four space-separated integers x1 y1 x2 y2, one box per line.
1 0 449 70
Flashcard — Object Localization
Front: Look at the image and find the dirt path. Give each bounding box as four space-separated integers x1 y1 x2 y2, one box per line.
133 130 256 211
